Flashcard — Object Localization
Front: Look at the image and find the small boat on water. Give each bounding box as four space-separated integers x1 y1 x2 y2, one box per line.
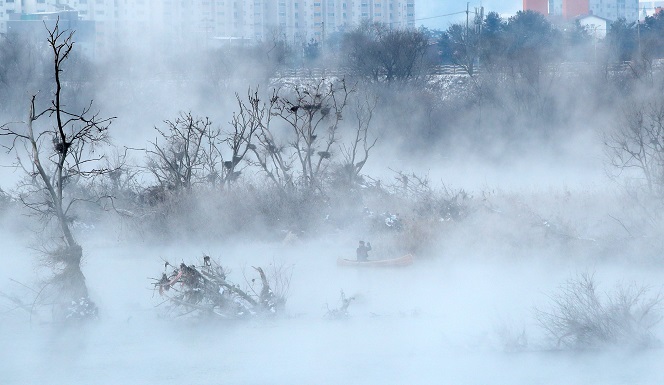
336 253 414 267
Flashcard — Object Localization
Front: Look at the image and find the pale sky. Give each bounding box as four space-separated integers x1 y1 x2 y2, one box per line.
416 0 521 29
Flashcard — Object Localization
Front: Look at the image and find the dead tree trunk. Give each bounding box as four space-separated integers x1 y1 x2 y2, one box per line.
1 20 113 322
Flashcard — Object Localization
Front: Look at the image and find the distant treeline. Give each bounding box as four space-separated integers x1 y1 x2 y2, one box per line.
4 10 664 178
215 10 664 81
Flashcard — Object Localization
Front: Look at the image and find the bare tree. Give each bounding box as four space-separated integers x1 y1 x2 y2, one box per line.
251 78 352 194
338 94 378 186
342 22 431 82
216 89 263 189
246 90 292 193
0 21 114 321
440 22 481 76
94 149 142 211
146 112 217 191
605 101 664 194
146 96 264 192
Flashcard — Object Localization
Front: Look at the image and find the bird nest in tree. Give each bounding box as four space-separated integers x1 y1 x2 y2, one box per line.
153 255 282 319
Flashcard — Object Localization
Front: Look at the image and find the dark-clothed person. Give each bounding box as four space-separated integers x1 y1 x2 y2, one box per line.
356 241 372 261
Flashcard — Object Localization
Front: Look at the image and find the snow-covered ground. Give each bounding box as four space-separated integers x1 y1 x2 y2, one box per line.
2 230 663 385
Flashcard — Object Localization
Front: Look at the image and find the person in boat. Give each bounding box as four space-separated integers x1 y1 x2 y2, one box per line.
356 240 372 261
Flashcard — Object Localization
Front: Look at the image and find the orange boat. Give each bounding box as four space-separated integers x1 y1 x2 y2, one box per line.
336 254 414 267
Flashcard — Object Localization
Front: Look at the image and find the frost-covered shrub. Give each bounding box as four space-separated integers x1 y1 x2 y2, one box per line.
493 320 529 352
0 187 10 206
0 188 14 223
535 272 663 350
324 290 355 320
65 297 99 321
392 217 444 257
154 255 287 320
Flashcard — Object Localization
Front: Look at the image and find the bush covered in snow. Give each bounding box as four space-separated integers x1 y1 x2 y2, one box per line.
535 272 663 350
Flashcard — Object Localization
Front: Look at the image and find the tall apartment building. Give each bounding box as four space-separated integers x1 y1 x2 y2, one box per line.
589 0 639 21
563 0 588 18
549 0 564 16
524 0 549 15
1 0 414 58
544 0 639 20
0 0 29 33
252 0 414 42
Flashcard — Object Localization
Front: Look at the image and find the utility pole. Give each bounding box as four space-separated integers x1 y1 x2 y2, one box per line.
321 21 325 55
591 25 597 65
465 2 471 75
637 16 641 58
476 6 484 69
466 2 470 41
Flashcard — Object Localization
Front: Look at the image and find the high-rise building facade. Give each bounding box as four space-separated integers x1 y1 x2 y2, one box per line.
563 0 589 18
524 0 549 15
542 0 639 20
0 0 27 33
251 0 414 42
0 0 415 58
589 0 639 21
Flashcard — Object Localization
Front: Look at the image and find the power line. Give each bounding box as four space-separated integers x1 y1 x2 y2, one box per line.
424 4 664 21
412 11 467 22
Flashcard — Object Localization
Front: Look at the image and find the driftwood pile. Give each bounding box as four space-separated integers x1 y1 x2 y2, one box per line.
325 290 355 320
154 255 281 319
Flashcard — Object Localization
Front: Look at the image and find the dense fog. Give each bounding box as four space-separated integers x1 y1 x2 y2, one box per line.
3 236 664 384
2 9 664 385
